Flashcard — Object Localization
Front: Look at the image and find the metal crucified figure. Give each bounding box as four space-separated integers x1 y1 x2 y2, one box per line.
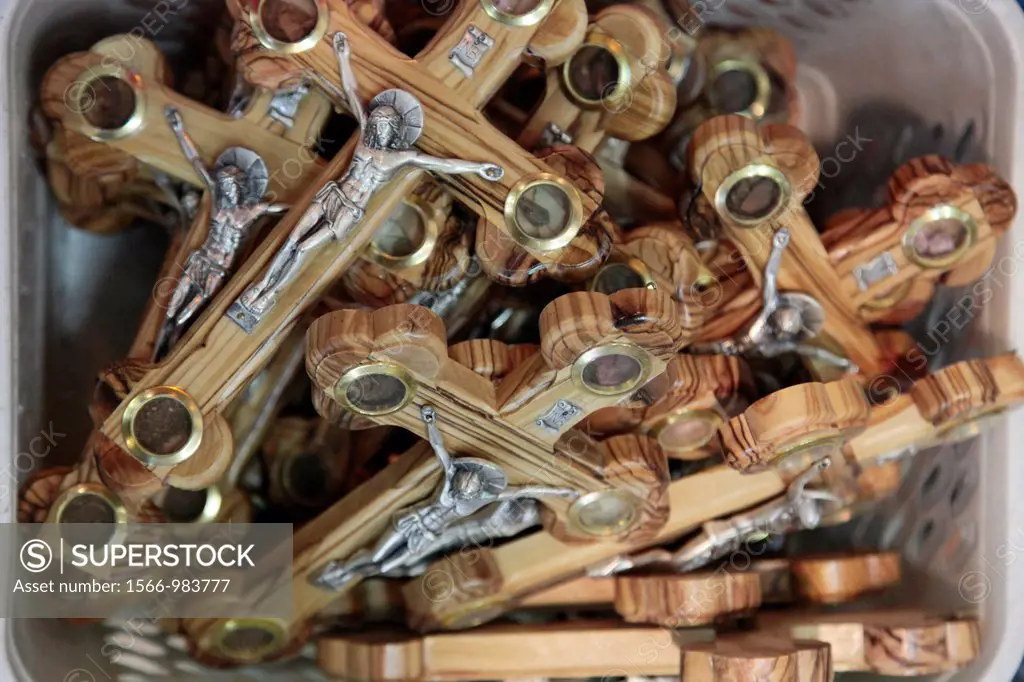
227 31 504 332
154 106 289 358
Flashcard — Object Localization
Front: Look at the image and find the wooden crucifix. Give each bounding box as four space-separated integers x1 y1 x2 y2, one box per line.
87 0 603 501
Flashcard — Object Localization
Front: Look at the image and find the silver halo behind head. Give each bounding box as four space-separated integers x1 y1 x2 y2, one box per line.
774 292 826 341
214 147 270 202
368 89 425 148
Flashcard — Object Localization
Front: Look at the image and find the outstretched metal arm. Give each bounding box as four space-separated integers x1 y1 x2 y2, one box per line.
745 227 790 341
406 153 504 181
331 32 366 131
163 106 215 192
497 485 578 501
420 405 454 474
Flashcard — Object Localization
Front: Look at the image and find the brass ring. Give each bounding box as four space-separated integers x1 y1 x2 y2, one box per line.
902 204 978 270
122 386 205 467
504 173 583 252
72 64 146 142
249 0 330 54
213 618 290 663
570 343 652 397
478 0 554 27
713 163 791 227
649 407 725 452
334 362 417 416
589 257 658 294
561 33 632 110
161 486 223 524
567 489 641 537
773 432 842 473
48 483 129 526
366 197 440 270
706 57 772 120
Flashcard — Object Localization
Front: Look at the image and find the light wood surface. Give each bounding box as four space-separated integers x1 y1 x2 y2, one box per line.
41 36 323 202
614 570 762 626
680 635 832 682
316 620 709 680
788 552 901 605
761 610 980 675
688 115 889 377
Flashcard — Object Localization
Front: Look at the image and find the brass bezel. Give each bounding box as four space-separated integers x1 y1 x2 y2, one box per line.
73 64 146 142
589 257 658 294
122 386 204 467
250 0 330 54
48 483 129 527
571 343 652 397
706 56 772 120
714 163 791 227
213 618 289 663
334 362 417 416
773 432 843 473
649 407 725 452
161 485 223 524
902 204 978 270
561 33 632 110
504 173 583 252
568 489 641 537
478 0 554 27
366 196 439 270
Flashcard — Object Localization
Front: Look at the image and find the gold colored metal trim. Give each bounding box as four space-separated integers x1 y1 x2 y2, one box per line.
250 0 330 54
568 489 641 537
213 618 289 663
334 362 417 416
773 432 843 473
589 257 658 294
73 64 146 142
713 163 791 227
504 172 583 252
366 197 439 270
122 386 204 467
706 56 772 120
571 343 652 396
478 0 554 27
649 407 725 452
562 33 632 109
902 204 978 270
49 483 129 526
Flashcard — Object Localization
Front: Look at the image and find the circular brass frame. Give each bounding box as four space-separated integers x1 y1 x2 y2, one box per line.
49 483 129 526
649 407 725 452
570 343 652 397
902 204 978 270
162 486 223 524
773 433 843 473
478 0 554 27
561 33 632 110
589 257 658 294
73 64 146 142
366 197 439 270
249 0 330 54
567 489 641 537
213 618 289 663
333 362 417 416
706 57 772 120
714 164 791 227
121 385 205 467
504 173 584 252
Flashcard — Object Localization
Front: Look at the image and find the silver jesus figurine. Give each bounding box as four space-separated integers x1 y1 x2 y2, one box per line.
153 106 288 359
227 31 504 332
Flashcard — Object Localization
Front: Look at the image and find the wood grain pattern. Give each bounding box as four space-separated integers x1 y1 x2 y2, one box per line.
688 115 889 377
717 377 871 472
41 37 322 202
823 157 1015 322
614 570 762 626
761 610 980 675
680 635 832 682
788 552 901 605
232 0 602 247
316 621 703 680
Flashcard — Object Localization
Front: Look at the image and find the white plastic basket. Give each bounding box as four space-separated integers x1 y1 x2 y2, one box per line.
1 0 1023 680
